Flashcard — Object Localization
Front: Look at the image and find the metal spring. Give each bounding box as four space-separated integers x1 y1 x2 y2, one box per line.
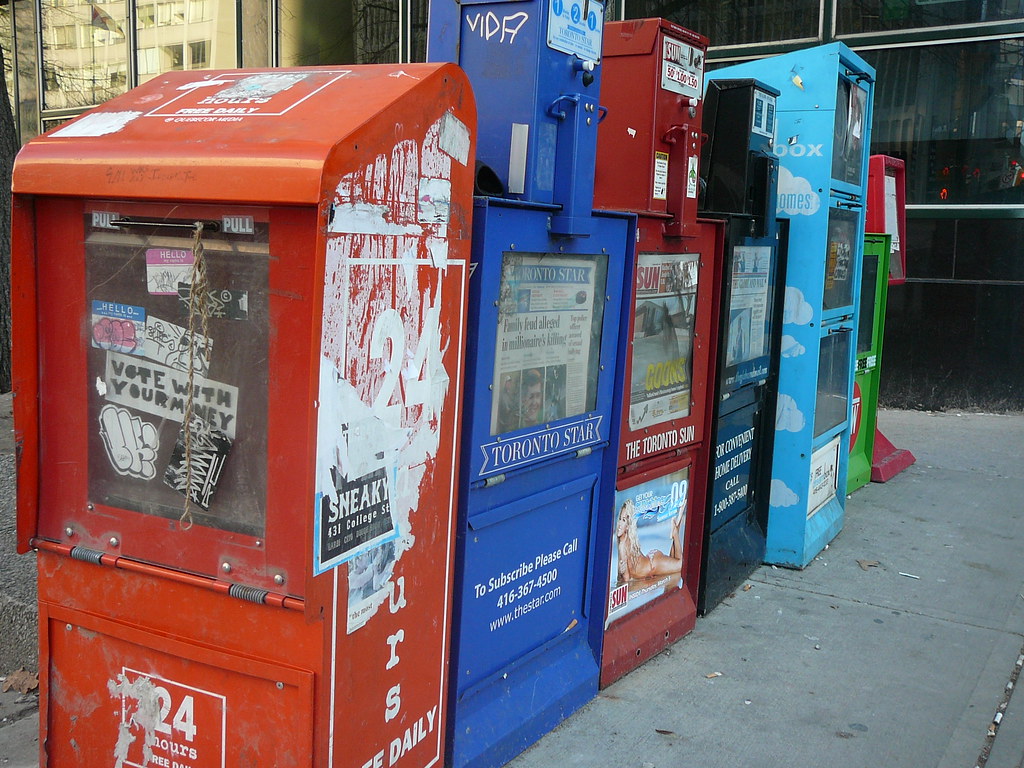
69 547 104 565
228 584 269 605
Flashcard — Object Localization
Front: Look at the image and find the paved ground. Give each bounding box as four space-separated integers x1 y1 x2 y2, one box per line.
507 409 1024 768
1 408 1023 768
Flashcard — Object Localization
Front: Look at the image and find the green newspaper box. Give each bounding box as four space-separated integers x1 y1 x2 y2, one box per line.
848 233 891 493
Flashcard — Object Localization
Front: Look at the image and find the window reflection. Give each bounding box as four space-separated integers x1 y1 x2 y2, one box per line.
41 0 129 110
837 0 1023 35
862 40 1024 204
624 0 819 46
277 0 400 65
136 0 236 84
39 0 236 111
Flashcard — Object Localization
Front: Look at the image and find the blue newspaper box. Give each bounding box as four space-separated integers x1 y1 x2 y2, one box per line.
708 43 875 567
429 3 635 767
697 78 786 612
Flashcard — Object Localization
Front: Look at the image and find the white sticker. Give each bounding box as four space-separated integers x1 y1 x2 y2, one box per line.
686 155 699 199
104 352 238 438
547 0 604 61
660 36 703 99
438 111 471 166
653 151 669 200
99 405 159 480
51 111 141 138
144 315 212 375
808 436 841 518
213 72 308 101
146 248 194 295
418 178 452 226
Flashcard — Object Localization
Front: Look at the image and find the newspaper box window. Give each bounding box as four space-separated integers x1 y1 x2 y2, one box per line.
86 218 269 532
491 254 607 435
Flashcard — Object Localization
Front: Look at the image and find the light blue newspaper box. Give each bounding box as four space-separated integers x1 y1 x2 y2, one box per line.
709 43 875 567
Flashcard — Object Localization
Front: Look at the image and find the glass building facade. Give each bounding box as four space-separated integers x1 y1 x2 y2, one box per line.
4 0 1023 408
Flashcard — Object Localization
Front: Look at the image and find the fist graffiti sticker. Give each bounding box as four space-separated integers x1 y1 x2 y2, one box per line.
99 404 159 480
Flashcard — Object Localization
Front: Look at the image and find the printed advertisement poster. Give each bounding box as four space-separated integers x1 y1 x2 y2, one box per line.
628 252 699 430
491 253 605 435
725 246 771 369
607 468 689 625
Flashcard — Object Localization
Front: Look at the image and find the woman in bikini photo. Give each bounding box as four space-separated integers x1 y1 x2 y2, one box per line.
615 497 684 584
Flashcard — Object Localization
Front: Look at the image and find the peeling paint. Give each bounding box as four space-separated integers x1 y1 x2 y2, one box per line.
327 202 423 237
315 106 457 604
437 112 471 166
52 111 143 138
108 673 161 768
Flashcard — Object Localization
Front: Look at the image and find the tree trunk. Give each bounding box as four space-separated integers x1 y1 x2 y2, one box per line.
0 36 15 393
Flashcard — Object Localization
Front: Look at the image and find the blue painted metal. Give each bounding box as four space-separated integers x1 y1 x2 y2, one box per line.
447 199 633 768
428 1 635 762
708 43 875 568
428 0 606 235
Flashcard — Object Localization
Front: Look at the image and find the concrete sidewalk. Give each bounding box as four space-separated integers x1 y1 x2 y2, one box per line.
1 408 1023 768
508 409 1024 768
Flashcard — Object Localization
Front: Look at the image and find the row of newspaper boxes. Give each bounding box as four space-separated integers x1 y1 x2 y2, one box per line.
12 8 906 768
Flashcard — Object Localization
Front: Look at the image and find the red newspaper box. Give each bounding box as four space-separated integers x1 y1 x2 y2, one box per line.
595 19 723 685
12 65 474 767
865 154 915 481
866 154 908 285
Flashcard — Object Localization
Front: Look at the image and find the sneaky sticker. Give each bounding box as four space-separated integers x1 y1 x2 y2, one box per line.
146 249 194 295
92 301 145 355
164 418 232 510
144 315 212 375
177 286 249 320
99 404 159 480
318 465 397 568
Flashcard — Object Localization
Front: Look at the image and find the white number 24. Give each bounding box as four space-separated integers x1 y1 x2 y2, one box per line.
153 686 197 742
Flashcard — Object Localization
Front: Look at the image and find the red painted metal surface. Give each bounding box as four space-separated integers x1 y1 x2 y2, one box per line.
866 154 914 482
594 19 722 686
613 215 719 470
599 217 724 687
866 155 907 285
13 64 475 767
596 19 709 229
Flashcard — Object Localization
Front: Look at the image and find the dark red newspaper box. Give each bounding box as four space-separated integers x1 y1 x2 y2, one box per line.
12 65 474 767
595 19 722 685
